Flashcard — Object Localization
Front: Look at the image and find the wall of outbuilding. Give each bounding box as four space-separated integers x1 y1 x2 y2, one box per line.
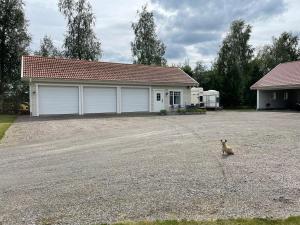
257 89 300 109
29 81 192 116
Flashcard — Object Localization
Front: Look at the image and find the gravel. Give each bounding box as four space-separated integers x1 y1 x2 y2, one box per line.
0 111 300 225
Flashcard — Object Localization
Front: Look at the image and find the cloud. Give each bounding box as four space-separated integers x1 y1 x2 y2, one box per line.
151 0 287 66
25 0 300 68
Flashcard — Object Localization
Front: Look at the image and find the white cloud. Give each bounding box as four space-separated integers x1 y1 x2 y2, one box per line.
25 0 300 67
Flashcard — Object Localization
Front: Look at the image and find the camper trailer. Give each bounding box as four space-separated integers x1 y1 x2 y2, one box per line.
203 90 219 109
191 87 204 106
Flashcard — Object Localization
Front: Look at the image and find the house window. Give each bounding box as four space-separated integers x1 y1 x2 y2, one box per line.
272 92 277 100
284 92 288 100
169 91 181 105
156 93 161 101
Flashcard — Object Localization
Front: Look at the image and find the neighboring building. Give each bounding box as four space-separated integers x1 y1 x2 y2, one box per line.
21 56 198 116
251 61 300 110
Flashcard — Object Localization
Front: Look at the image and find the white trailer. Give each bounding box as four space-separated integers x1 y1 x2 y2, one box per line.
203 90 219 109
191 87 204 105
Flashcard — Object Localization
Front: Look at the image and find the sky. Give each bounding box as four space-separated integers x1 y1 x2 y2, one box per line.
24 0 300 67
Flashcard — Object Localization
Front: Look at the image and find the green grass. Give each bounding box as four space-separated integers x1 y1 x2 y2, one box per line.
0 114 16 140
112 217 300 225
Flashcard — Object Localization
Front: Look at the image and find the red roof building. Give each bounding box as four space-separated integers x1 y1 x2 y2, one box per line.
22 56 198 116
251 61 300 110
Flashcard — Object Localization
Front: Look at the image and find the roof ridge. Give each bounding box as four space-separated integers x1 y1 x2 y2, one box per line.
23 55 180 70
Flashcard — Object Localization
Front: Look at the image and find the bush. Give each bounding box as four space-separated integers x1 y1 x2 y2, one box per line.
186 108 206 113
159 109 167 115
177 108 187 114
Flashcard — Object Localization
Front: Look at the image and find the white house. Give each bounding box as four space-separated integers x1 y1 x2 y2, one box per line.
251 61 300 110
21 56 198 116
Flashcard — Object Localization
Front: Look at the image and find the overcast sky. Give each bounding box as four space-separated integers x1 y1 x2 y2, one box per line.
25 0 300 67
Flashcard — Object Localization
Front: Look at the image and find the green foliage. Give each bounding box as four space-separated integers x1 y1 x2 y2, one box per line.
34 35 62 57
215 19 254 107
180 60 193 77
159 109 167 115
0 114 16 140
257 32 300 74
0 0 31 113
131 5 167 66
186 108 206 113
113 216 300 225
176 108 187 114
58 0 101 61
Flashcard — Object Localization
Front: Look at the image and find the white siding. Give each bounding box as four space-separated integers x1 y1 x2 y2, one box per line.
29 81 192 116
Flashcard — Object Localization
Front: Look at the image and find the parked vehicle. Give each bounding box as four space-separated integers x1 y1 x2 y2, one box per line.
19 102 29 114
203 90 220 109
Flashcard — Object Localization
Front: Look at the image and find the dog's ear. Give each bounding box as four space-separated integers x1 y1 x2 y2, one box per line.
220 139 222 142
225 139 227 142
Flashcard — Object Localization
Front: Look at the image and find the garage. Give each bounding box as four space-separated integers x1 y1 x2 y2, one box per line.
23 56 198 116
83 87 117 114
121 88 149 112
38 86 79 115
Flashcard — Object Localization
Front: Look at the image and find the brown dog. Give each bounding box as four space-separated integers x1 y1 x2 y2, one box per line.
220 139 234 155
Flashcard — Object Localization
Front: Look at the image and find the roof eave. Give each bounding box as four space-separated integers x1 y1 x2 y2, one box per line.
22 76 198 87
251 84 300 90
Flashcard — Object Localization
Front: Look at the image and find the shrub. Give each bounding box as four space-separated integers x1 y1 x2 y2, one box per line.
159 109 167 115
186 108 206 113
177 108 187 114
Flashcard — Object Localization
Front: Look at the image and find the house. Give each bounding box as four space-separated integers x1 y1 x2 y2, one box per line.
251 61 300 110
21 56 198 116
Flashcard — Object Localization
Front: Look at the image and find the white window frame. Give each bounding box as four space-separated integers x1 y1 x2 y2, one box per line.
169 89 183 107
284 92 288 101
272 92 277 100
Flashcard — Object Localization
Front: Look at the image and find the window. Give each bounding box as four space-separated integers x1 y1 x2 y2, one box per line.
272 92 277 100
284 92 288 100
156 93 161 101
169 91 181 105
199 96 203 102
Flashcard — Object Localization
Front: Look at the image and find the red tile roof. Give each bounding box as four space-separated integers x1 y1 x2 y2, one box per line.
22 55 198 86
251 61 300 90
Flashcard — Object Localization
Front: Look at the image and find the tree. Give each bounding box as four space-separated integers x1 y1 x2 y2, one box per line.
58 0 101 61
257 32 300 74
0 0 31 112
34 35 61 57
193 61 208 87
180 60 193 77
216 20 254 107
131 5 167 66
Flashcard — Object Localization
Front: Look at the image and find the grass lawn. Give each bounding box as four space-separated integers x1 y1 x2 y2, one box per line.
0 114 16 140
112 217 300 225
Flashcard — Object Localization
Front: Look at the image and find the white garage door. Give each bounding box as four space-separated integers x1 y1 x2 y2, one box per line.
83 87 117 114
121 88 149 112
39 86 79 115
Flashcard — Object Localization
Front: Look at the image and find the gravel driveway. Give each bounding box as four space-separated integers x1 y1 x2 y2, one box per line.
0 111 300 225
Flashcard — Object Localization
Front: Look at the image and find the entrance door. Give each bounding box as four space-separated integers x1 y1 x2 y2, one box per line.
153 90 164 112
